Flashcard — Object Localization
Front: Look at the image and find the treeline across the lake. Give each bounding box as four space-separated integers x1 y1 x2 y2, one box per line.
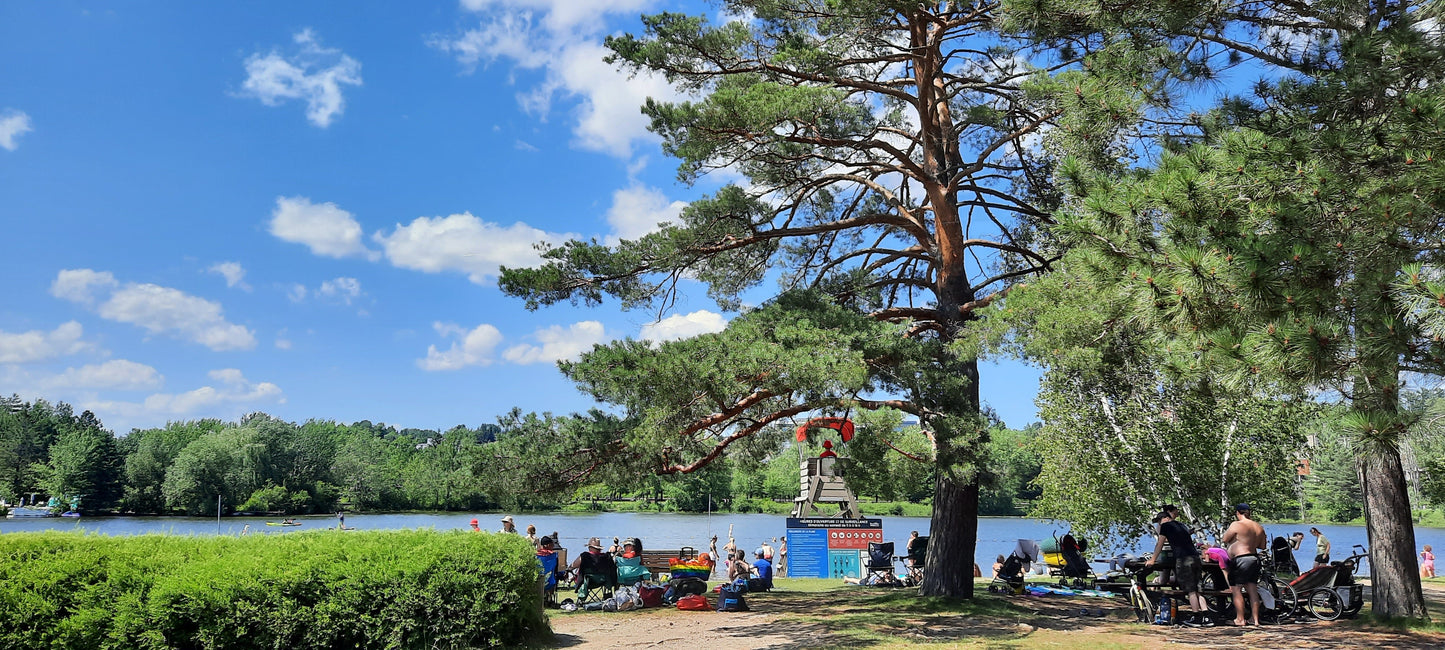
0 394 1044 516
7 391 1444 521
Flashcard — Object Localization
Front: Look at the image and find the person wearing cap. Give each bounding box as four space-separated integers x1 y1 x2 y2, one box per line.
500 515 517 534
469 518 480 532
760 539 775 561
751 549 774 589
1222 503 1267 626
1146 506 1210 627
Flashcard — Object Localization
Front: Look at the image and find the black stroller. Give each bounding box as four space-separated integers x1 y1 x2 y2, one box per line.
987 554 1028 595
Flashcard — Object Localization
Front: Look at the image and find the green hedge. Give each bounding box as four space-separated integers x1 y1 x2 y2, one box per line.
0 530 549 650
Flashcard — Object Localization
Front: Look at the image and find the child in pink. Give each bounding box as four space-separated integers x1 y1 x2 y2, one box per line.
1203 545 1230 581
1421 545 1435 579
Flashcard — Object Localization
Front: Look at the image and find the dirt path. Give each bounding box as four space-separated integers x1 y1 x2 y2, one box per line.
546 582 1445 649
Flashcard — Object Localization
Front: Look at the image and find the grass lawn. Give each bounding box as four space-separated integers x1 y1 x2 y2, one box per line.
548 576 1445 649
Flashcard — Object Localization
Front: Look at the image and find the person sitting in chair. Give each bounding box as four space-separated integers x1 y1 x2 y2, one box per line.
751 549 774 590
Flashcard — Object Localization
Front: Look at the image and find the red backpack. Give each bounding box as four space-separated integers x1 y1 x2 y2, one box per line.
676 594 710 611
638 584 665 608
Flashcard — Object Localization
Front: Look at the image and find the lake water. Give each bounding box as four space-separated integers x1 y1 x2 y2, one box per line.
5 511 1441 574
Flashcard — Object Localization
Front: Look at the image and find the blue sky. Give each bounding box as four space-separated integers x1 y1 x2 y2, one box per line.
0 1 1042 433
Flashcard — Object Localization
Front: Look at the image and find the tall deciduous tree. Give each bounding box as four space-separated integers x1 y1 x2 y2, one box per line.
1010 0 1445 618
499 1 1081 597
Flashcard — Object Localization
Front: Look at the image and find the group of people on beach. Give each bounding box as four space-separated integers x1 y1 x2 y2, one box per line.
1146 503 1342 628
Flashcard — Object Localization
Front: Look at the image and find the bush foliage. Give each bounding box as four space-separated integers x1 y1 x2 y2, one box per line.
0 530 549 650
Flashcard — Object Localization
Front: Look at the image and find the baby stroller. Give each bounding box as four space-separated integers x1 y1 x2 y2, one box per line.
988 554 1028 594
1287 545 1368 620
988 539 1042 595
1043 533 1096 588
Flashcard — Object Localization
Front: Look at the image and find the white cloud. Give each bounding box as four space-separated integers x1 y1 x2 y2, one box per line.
0 321 97 363
373 212 575 284
515 139 539 152
639 310 728 343
275 329 293 350
287 283 308 302
418 321 504 370
50 269 118 305
502 320 609 365
85 368 283 421
317 277 363 304
606 184 687 241
0 109 32 151
239 29 362 128
458 0 656 33
51 269 257 351
434 1 686 158
208 261 251 291
44 360 162 390
269 196 378 260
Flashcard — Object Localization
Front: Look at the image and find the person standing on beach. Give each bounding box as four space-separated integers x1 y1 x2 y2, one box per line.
778 537 788 577
500 516 517 534
1222 504 1267 627
1146 507 1210 627
1310 527 1331 568
760 539 775 561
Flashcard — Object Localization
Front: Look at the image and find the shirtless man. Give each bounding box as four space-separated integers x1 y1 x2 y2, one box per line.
1221 503 1267 626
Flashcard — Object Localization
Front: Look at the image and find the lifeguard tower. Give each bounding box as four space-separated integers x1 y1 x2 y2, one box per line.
785 417 882 579
791 420 862 519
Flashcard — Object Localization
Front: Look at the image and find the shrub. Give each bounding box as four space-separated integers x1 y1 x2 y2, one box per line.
0 530 549 649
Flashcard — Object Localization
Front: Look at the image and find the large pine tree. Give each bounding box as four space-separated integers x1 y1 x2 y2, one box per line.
1014 0 1445 618
498 1 1091 597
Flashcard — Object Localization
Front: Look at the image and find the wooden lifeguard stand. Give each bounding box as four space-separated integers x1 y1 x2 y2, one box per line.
791 420 862 519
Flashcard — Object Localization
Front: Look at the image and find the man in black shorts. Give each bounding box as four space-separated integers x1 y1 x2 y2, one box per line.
1222 504 1267 626
1146 505 1211 627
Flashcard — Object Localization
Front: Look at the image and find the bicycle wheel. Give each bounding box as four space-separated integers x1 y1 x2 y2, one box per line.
1268 578 1298 618
1197 570 1231 617
1130 585 1156 623
1308 588 1344 621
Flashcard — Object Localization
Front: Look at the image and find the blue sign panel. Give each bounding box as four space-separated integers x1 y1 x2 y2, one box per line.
785 527 829 578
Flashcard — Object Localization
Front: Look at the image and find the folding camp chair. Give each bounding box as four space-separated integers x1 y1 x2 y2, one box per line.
904 536 928 584
537 552 560 606
575 552 617 603
865 542 897 583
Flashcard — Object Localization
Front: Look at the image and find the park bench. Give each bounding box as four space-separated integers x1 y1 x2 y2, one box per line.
639 547 700 579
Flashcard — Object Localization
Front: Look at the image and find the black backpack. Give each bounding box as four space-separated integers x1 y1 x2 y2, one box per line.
663 577 707 603
717 584 749 612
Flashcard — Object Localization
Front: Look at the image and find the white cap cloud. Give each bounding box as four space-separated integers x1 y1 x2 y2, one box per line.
317 277 363 304
50 269 257 351
502 321 608 364
639 310 728 343
0 109 32 151
606 184 687 242
0 321 97 363
84 369 283 425
373 212 575 284
419 319 609 370
208 261 251 291
269 196 378 260
43 360 163 391
418 321 505 370
434 1 685 158
239 29 362 128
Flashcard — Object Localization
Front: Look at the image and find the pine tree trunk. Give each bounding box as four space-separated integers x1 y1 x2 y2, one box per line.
1361 448 1430 619
919 471 979 597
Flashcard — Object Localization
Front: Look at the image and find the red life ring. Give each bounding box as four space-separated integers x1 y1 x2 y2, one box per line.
795 417 854 442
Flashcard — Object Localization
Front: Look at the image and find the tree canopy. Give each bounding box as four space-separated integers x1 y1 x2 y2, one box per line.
498 1 1086 597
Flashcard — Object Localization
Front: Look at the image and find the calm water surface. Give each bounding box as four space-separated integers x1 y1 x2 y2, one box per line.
5 511 1441 573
